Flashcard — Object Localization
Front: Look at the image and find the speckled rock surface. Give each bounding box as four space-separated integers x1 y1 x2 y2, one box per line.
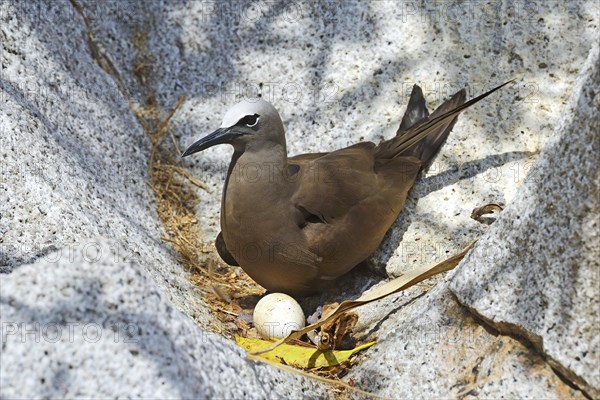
348 285 586 399
1 0 598 398
448 44 600 398
0 0 213 327
0 240 329 398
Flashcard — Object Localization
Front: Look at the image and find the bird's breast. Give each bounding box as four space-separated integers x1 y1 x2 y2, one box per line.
222 160 303 251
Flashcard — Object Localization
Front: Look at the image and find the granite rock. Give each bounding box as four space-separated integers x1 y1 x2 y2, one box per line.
0 0 213 327
348 285 587 399
448 43 600 398
0 240 329 398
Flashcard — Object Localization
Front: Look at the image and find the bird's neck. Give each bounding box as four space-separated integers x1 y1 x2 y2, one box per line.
235 142 288 171
222 143 290 230
224 142 289 196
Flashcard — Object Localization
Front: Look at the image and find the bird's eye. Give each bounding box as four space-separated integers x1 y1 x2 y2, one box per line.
239 114 259 127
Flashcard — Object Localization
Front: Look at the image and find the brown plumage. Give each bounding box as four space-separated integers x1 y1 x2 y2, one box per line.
183 81 511 296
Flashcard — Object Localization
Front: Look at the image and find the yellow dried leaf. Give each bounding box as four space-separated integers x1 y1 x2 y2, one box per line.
235 335 375 369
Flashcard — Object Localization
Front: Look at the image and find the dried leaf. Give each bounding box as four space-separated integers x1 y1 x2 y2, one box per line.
471 203 504 223
236 335 375 369
318 311 358 350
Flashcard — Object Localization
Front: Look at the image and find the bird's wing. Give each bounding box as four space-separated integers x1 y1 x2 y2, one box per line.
288 142 381 224
215 231 239 266
287 143 422 278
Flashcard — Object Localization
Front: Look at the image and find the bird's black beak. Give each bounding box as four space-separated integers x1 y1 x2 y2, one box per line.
182 127 237 157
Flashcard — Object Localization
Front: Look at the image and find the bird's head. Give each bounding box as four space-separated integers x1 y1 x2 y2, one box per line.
182 98 285 157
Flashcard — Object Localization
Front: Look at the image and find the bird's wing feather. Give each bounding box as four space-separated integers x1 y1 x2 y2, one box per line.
287 144 422 278
289 142 381 223
215 231 239 266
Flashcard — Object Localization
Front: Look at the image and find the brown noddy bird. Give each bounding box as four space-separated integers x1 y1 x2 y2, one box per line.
183 81 511 296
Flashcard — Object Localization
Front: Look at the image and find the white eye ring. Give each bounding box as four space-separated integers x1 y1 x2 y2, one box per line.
246 117 259 127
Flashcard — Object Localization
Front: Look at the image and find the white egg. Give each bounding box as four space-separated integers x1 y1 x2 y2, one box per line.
253 293 306 340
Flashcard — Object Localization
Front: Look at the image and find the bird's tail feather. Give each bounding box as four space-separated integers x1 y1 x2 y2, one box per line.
375 80 514 167
396 85 430 135
399 86 466 167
